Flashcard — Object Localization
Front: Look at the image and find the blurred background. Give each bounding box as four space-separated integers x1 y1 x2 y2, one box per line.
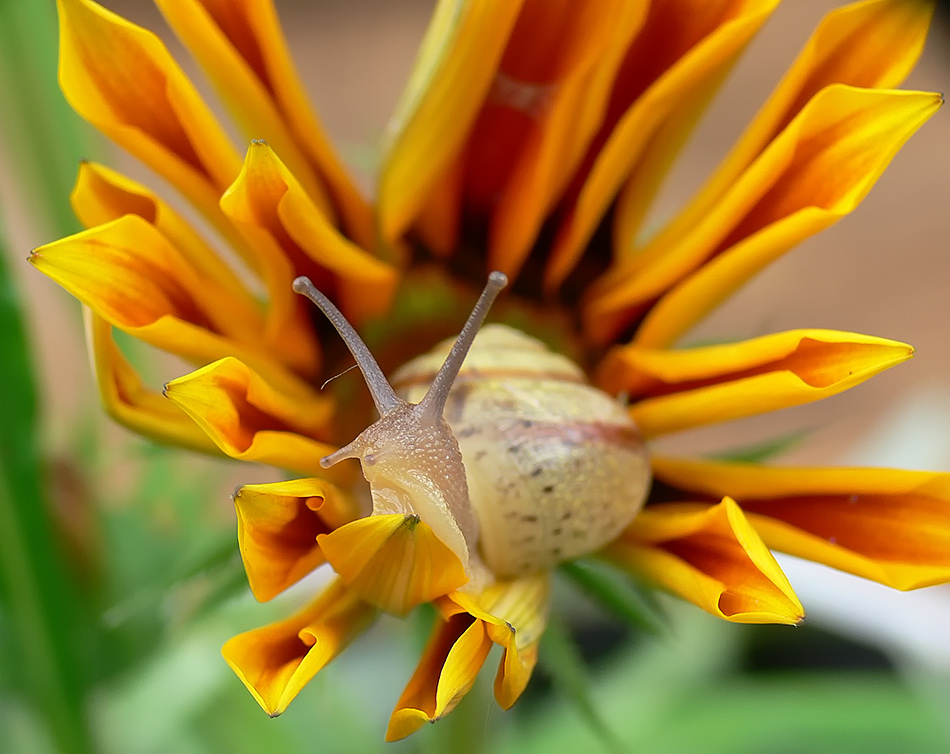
1 1 949 752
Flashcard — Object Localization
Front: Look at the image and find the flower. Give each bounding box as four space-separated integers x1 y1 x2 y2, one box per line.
31 0 950 741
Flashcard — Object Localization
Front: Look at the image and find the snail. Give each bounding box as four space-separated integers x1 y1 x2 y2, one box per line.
293 272 652 590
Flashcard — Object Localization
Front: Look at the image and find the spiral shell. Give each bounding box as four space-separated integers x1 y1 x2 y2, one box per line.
392 324 651 578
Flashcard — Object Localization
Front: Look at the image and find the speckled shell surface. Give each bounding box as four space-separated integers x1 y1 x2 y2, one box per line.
392 325 651 577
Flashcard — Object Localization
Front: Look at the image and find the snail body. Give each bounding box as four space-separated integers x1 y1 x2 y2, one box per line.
293 272 651 598
392 325 651 577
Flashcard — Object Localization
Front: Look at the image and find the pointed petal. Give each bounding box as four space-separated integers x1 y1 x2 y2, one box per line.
154 0 374 247
163 357 334 475
84 310 220 453
386 615 493 741
222 141 397 326
318 514 468 616
546 0 780 291
442 572 549 708
586 86 942 346
70 161 260 319
600 329 913 437
609 498 803 624
234 478 360 602
378 0 524 243
652 457 950 590
642 0 936 265
57 0 240 221
30 215 315 392
387 572 549 740
222 579 375 716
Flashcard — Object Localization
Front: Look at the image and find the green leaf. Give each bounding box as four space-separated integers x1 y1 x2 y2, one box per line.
0 0 95 239
538 614 624 753
560 559 668 636
0 222 94 751
708 427 812 464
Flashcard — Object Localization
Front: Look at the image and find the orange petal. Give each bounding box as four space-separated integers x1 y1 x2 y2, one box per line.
386 614 493 741
378 0 524 243
70 161 256 304
222 578 375 716
163 357 334 475
609 498 803 624
57 0 241 225
30 215 313 394
386 572 548 741
221 141 397 326
83 310 220 454
546 0 780 292
481 0 647 279
317 514 468 616
234 478 361 602
586 86 942 346
69 161 318 382
641 0 935 266
441 572 549 708
155 0 374 248
652 456 950 590
600 329 913 437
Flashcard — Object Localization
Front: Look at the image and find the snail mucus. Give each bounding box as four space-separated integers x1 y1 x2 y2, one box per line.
293 272 652 607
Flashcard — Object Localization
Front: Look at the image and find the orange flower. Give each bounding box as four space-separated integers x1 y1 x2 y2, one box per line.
32 0 949 740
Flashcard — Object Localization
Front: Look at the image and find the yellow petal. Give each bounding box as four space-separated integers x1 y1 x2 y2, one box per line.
317 514 468 616
601 329 913 437
586 86 942 346
153 0 374 248
70 161 261 325
378 0 524 243
441 572 549 708
222 141 397 326
163 357 334 475
546 0 780 292
641 0 935 267
84 310 220 454
386 572 548 740
222 579 375 716
57 0 241 225
30 215 314 395
386 615 493 741
652 456 950 590
234 478 360 602
609 498 803 624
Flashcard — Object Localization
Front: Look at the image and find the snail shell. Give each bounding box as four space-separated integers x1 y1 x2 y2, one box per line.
392 324 651 578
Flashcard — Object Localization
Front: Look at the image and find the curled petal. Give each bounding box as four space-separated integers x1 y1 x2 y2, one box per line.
318 514 468 616
57 0 240 223
586 85 942 346
222 579 376 716
155 0 374 247
221 141 397 325
387 573 549 741
652 457 950 590
378 0 524 243
608 498 803 624
386 615 493 741
164 357 334 475
644 0 936 262
600 329 913 437
546 0 780 291
30 215 312 393
234 478 360 602
84 310 220 454
71 162 255 302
